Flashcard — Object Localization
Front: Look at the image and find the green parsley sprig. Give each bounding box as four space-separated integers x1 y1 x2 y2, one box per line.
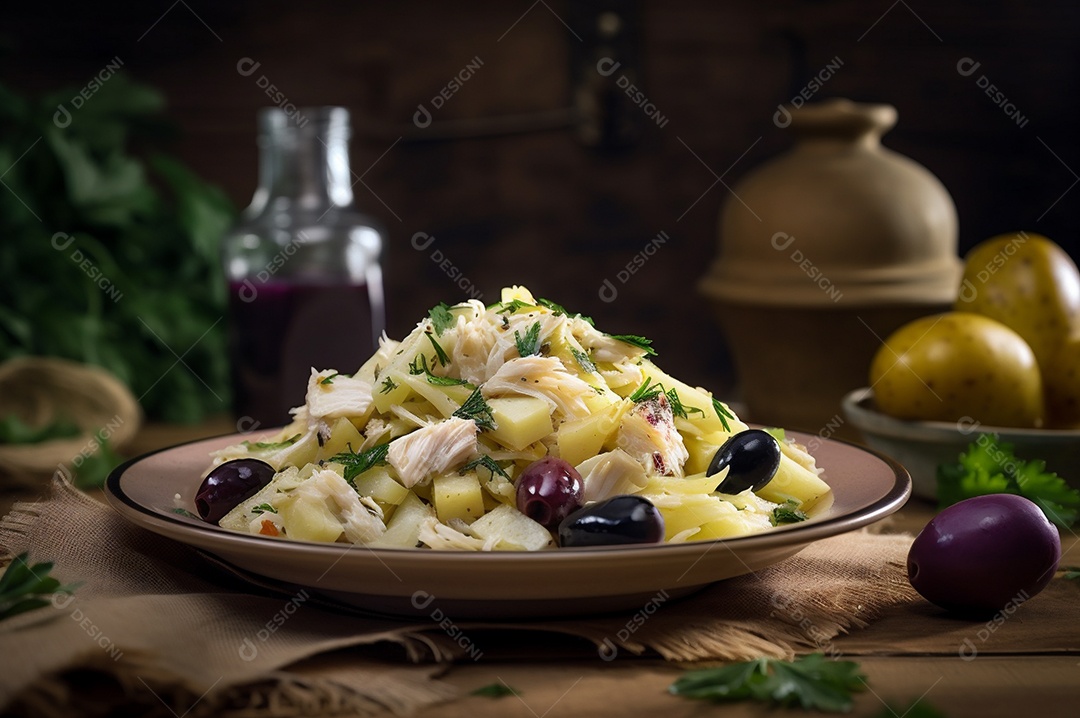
536 296 594 326
669 654 866 712
461 455 511 481
515 321 542 357
424 332 451 366
629 377 664 403
428 302 456 336
608 333 656 356
570 347 596 373
712 398 734 433
937 436 1080 528
0 553 79 622
453 387 497 431
770 500 809 526
493 299 535 315
327 443 390 485
665 387 705 420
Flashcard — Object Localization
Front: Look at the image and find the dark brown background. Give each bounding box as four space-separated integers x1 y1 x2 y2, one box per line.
7 0 1079 398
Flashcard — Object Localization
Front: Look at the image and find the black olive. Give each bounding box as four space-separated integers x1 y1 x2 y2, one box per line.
195 459 276 524
557 495 665 547
707 429 781 494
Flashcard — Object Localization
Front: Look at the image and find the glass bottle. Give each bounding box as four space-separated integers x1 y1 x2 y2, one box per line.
223 106 385 427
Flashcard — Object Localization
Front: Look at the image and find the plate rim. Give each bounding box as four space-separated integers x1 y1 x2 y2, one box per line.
105 429 913 560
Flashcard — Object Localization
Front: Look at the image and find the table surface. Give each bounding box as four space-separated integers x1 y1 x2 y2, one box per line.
3 418 1078 717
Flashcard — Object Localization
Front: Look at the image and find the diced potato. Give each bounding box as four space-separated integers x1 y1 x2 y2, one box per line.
352 467 410 505
470 504 553 550
246 431 320 471
756 453 831 511
501 285 536 304
432 473 486 524
373 492 435 548
488 396 554 451
315 416 365 463
557 399 628 466
277 494 343 543
481 491 504 512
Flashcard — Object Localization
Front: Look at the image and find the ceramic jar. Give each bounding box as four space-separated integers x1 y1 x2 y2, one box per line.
699 99 961 435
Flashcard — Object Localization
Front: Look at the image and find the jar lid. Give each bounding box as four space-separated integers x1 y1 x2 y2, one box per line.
784 99 897 142
700 98 961 308
258 106 350 138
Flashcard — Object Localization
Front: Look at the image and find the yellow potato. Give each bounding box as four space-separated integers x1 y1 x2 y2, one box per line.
955 232 1080 367
1044 333 1080 427
870 312 1044 428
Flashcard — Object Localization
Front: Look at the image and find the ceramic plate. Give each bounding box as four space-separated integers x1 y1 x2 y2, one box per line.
106 431 910 618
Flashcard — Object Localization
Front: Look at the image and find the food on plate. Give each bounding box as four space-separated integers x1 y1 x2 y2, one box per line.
869 312 1044 428
196 458 276 523
707 429 783 494
558 495 666 547
199 286 832 550
955 232 1080 369
907 494 1060 615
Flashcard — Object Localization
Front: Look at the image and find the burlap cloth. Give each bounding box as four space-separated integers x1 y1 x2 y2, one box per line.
0 476 920 717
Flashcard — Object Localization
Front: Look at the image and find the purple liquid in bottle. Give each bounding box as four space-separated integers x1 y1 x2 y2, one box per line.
228 280 380 427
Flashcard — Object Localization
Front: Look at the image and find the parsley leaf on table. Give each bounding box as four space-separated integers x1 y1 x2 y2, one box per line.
937 436 1080 528
669 654 866 713
470 682 518 698
0 553 78 622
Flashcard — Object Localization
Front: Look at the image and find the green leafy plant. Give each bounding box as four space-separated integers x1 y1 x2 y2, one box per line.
0 552 78 621
937 437 1080 528
0 414 80 444
669 654 866 712
0 75 235 423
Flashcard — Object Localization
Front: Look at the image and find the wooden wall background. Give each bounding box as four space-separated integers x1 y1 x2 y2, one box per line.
7 0 1080 409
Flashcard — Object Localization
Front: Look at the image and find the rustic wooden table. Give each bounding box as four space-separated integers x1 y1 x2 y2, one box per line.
4 419 1076 717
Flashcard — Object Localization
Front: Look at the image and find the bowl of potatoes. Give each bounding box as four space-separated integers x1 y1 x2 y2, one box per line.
844 232 1080 499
